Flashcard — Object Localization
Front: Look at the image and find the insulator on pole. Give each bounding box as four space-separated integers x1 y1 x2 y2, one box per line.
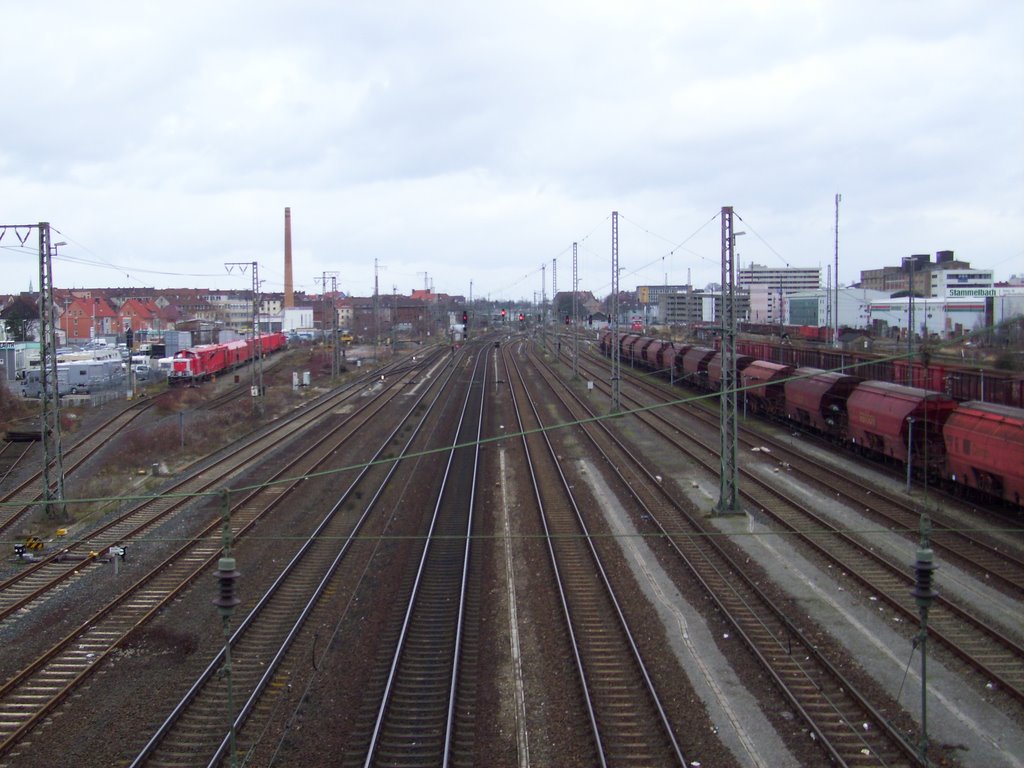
213 556 241 616
911 545 938 607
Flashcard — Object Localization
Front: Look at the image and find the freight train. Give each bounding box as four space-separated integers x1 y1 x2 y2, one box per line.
737 339 1023 410
168 332 287 386
599 331 1024 508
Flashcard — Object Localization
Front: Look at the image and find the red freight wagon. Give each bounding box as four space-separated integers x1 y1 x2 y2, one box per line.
680 347 717 389
893 360 949 391
618 334 641 363
847 382 958 471
223 339 250 370
200 345 227 379
629 336 655 367
944 401 1024 506
670 344 693 381
706 353 754 392
643 340 673 371
783 368 864 437
742 361 794 416
266 331 287 353
249 332 286 358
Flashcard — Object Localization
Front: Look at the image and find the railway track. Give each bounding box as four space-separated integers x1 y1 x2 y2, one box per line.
1 345 294 541
578 344 1024 596
0 440 33 493
0 399 155 537
0 353 447 762
0 356 430 624
525 340 923 765
129 346 465 767
349 344 488 768
504 343 687 766
569 346 1024 707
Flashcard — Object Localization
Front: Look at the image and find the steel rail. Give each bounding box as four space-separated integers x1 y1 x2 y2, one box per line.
0 400 155 536
362 344 488 768
0 359 439 759
572 344 1024 593
505 342 687 766
528 341 922 766
129 348 462 767
573 349 1024 706
0 355 433 623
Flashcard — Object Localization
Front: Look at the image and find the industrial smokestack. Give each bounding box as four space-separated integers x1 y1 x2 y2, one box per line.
284 207 294 309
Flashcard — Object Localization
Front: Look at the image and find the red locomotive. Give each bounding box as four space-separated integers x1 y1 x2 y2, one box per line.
168 332 287 386
600 329 1024 507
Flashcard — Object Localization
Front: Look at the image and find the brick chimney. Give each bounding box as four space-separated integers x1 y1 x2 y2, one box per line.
284 207 294 309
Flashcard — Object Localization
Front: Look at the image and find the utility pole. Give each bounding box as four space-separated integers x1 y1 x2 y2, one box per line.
911 515 938 765
834 193 842 347
826 264 832 344
553 257 560 358
1 222 69 520
540 264 546 349
716 206 743 515
38 223 67 520
319 272 340 378
908 258 915 384
373 258 381 361
572 242 579 380
611 212 621 413
225 261 262 413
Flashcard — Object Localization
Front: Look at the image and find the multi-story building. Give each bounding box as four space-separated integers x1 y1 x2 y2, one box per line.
785 288 887 330
738 264 820 292
857 250 972 294
204 292 254 330
932 268 995 298
739 264 820 324
637 285 691 319
659 289 750 326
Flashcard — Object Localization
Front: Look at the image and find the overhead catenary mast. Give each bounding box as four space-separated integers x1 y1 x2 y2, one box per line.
716 206 743 515
38 223 67 520
611 211 621 413
834 193 841 347
572 242 579 379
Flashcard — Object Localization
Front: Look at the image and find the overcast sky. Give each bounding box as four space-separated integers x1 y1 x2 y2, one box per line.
2 1 1022 302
